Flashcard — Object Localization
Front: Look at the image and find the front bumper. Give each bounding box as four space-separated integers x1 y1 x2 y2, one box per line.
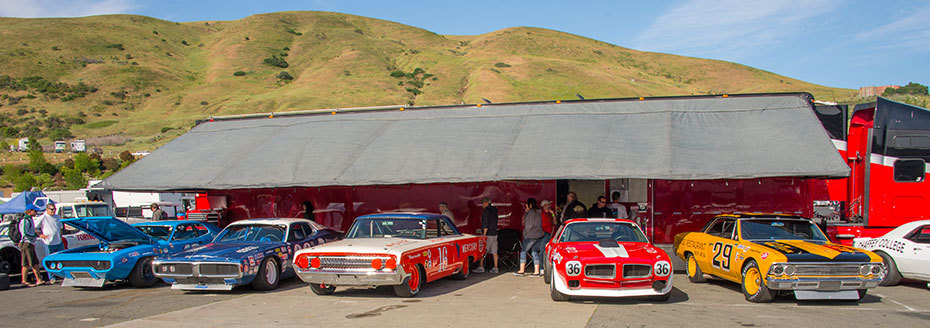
765 276 882 291
553 272 673 298
296 267 408 286
153 260 244 290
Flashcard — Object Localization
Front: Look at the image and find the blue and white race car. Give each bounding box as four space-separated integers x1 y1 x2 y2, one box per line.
43 217 220 288
153 218 340 291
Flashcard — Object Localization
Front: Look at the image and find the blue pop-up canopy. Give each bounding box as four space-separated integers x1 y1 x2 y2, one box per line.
0 191 54 214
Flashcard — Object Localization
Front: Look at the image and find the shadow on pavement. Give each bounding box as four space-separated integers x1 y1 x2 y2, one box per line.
567 287 689 304
324 272 499 298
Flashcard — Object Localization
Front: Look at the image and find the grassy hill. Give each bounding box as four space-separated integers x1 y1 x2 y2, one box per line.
0 11 860 157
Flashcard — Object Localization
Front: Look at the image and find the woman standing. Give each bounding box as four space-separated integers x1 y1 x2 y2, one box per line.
515 198 544 276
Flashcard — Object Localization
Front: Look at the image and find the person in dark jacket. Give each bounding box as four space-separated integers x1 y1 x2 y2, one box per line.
561 192 587 222
587 196 613 218
515 198 544 276
474 197 499 274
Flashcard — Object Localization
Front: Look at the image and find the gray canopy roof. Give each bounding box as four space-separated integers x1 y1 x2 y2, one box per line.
101 93 849 191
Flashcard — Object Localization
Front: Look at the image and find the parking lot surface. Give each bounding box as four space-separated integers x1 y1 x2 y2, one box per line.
2 273 928 327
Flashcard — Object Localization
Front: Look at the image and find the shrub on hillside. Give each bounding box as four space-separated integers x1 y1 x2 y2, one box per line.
494 62 511 68
263 56 289 68
883 82 929 96
276 71 293 80
233 71 246 76
161 127 172 133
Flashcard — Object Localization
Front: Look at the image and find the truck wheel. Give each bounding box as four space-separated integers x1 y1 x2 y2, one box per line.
252 258 280 291
876 252 902 286
451 257 470 280
309 283 335 295
741 260 773 303
686 253 707 283
549 264 570 302
129 257 158 288
393 265 423 297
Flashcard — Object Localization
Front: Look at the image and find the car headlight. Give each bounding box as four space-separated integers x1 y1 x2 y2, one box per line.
771 264 785 275
784 264 796 276
870 264 883 275
859 264 871 276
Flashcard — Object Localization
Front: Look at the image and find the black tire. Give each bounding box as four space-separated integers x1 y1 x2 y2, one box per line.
854 289 868 301
309 283 336 295
686 253 707 283
252 257 281 291
877 252 902 286
394 265 424 297
741 260 773 303
651 292 671 302
128 257 158 288
543 257 552 285
0 260 11 275
451 257 471 280
0 273 9 290
0 248 21 275
549 263 570 302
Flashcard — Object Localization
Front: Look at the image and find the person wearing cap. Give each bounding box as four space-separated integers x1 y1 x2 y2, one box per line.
151 203 167 221
35 203 64 282
473 197 499 274
19 207 46 286
535 200 557 273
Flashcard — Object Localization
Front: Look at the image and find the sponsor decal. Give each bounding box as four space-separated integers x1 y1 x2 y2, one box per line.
873 238 905 254
386 240 412 247
121 257 128 263
462 242 477 253
248 256 255 266
75 233 95 241
317 238 325 244
129 252 140 257
683 239 705 251
761 252 769 260
236 246 259 254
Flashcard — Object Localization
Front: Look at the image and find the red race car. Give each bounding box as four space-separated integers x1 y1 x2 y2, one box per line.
545 218 673 301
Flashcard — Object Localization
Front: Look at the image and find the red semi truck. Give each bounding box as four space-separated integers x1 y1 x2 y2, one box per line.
811 97 930 245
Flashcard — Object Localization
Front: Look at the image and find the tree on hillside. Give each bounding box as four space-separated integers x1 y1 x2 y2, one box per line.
72 152 101 177
28 147 56 175
883 82 929 96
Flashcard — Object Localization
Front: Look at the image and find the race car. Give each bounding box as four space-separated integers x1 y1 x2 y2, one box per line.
1 219 98 275
544 218 673 302
43 218 217 288
674 214 884 302
153 218 339 291
853 220 930 286
293 213 486 297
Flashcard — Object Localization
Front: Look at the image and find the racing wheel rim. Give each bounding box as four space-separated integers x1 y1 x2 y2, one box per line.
744 266 761 295
265 260 278 284
687 256 698 278
408 266 420 290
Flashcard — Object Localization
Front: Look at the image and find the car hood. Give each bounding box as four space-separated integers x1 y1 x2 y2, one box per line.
750 239 874 262
167 242 273 261
558 241 668 262
62 217 154 244
299 237 434 256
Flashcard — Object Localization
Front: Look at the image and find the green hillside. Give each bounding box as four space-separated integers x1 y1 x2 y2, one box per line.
0 11 859 156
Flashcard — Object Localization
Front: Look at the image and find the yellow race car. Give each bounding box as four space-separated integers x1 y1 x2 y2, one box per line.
674 214 884 302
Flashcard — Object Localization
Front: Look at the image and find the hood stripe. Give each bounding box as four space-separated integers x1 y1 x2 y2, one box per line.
593 244 628 258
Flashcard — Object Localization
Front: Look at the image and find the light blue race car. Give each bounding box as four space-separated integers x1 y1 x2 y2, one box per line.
43 217 219 288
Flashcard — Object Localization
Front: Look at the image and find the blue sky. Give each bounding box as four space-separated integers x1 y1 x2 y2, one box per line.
2 0 928 90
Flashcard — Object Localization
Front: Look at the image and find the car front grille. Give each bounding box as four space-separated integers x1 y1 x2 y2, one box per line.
794 264 861 276
317 256 390 271
622 264 652 278
154 263 194 275
58 260 111 270
584 264 616 279
199 263 239 276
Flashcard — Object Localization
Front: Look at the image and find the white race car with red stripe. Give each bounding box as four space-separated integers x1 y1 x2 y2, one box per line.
293 213 486 297
545 218 673 301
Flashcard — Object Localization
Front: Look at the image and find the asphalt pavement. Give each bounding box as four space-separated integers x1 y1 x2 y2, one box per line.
2 272 928 328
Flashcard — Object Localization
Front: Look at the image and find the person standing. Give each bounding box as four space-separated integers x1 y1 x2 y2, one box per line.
607 191 629 219
474 197 499 274
302 201 316 222
515 198 544 276
587 196 613 218
150 203 167 221
36 203 63 282
19 207 45 286
438 202 454 221
560 192 587 222
536 200 557 272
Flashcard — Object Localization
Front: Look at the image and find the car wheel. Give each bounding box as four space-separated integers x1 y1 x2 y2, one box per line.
741 260 773 303
876 251 902 286
309 283 336 295
0 248 20 275
393 265 423 297
252 257 280 291
451 257 470 280
549 262 570 302
543 258 552 285
0 260 11 274
686 253 707 283
128 257 158 288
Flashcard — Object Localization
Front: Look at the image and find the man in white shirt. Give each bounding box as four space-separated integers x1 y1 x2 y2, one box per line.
607 191 629 219
35 203 63 282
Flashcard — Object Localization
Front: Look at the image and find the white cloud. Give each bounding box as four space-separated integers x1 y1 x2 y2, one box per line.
855 4 930 53
0 0 137 18
631 0 838 60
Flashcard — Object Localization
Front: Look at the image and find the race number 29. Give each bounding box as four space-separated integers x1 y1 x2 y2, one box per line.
712 242 733 270
566 261 582 276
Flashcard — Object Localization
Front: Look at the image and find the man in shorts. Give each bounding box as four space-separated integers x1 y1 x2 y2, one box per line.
19 207 46 286
474 197 499 273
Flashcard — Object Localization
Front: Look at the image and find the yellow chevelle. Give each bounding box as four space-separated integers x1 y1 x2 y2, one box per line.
674 214 884 302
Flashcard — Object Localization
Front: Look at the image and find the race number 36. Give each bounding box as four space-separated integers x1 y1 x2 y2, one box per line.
566 261 582 276
654 261 671 276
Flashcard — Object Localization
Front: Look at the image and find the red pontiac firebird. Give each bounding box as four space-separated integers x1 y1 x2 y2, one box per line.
545 218 673 302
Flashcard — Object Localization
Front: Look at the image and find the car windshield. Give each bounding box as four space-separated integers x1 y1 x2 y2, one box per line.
216 224 286 243
347 218 433 239
740 219 828 242
74 204 113 217
136 225 173 241
559 221 648 243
